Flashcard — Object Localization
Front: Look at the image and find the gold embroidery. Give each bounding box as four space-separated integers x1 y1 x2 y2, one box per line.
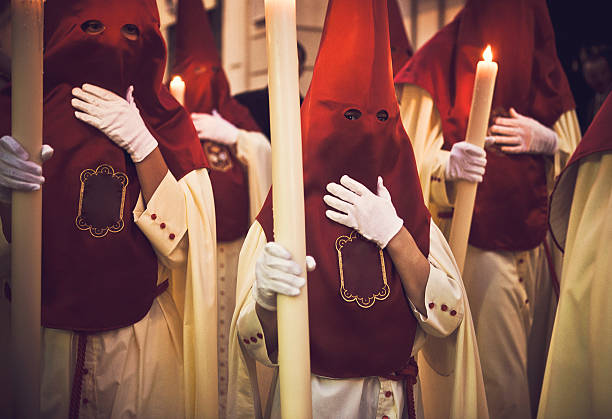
335 230 390 309
203 141 233 172
76 164 128 238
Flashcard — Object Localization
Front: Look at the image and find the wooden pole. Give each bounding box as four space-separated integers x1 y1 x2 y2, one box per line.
448 46 497 274
10 0 43 417
264 0 312 417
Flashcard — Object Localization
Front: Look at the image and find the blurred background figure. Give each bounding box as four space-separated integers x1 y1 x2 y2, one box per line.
578 44 612 129
169 0 271 416
233 41 306 140
388 0 413 77
548 0 612 133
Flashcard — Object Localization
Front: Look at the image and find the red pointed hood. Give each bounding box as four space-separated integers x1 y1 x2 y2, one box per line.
0 0 206 331
44 0 207 180
172 0 259 131
388 0 413 76
395 0 574 145
395 0 576 251
257 0 429 378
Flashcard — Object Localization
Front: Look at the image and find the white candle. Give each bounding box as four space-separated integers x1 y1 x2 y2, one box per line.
449 45 498 274
264 0 312 418
464 45 498 149
11 1 44 418
169 75 186 106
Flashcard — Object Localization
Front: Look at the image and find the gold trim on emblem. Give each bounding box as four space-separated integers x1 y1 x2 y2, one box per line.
335 230 390 309
76 164 128 238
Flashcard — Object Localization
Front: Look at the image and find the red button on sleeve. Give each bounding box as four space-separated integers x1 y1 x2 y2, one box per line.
250 337 258 343
169 233 175 240
385 391 392 398
151 214 157 220
257 333 263 339
243 339 250 345
450 310 457 316
441 304 448 311
160 222 166 229
428 302 435 309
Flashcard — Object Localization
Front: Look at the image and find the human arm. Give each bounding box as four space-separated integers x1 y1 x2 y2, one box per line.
71 83 168 205
191 110 272 219
324 175 430 314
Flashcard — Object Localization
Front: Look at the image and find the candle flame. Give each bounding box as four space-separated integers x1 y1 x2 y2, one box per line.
170 75 185 86
483 45 493 62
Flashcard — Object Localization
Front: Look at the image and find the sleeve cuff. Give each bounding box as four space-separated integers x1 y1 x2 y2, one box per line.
237 298 277 367
409 264 464 338
133 170 187 257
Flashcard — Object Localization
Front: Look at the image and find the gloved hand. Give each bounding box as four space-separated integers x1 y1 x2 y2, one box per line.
71 84 158 162
445 141 487 183
488 107 558 155
324 175 403 249
253 242 316 311
0 135 54 203
191 109 240 145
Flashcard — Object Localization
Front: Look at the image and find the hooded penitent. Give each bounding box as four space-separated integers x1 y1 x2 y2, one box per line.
257 0 430 378
388 0 413 77
0 0 207 331
173 0 260 242
549 92 612 250
395 0 575 251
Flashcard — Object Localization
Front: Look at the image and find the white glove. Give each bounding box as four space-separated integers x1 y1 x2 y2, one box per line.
324 175 403 249
445 141 487 183
191 109 240 145
488 107 558 155
71 84 158 162
253 242 316 311
0 135 54 203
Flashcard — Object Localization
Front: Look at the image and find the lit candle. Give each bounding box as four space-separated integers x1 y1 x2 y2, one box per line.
449 45 498 274
169 75 186 106
264 0 312 418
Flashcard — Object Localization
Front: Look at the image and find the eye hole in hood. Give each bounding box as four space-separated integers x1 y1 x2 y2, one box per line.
121 24 140 41
344 108 362 120
376 110 389 121
81 20 105 35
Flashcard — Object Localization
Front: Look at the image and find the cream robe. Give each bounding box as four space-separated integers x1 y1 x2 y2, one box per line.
227 219 488 419
397 84 581 418
216 129 271 417
538 152 612 418
40 168 218 419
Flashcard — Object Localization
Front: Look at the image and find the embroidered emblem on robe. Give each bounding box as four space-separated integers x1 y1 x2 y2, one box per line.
203 141 233 172
76 164 128 238
336 230 390 309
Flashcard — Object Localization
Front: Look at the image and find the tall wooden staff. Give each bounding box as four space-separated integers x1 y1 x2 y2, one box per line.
10 0 44 417
448 46 497 273
264 0 312 417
